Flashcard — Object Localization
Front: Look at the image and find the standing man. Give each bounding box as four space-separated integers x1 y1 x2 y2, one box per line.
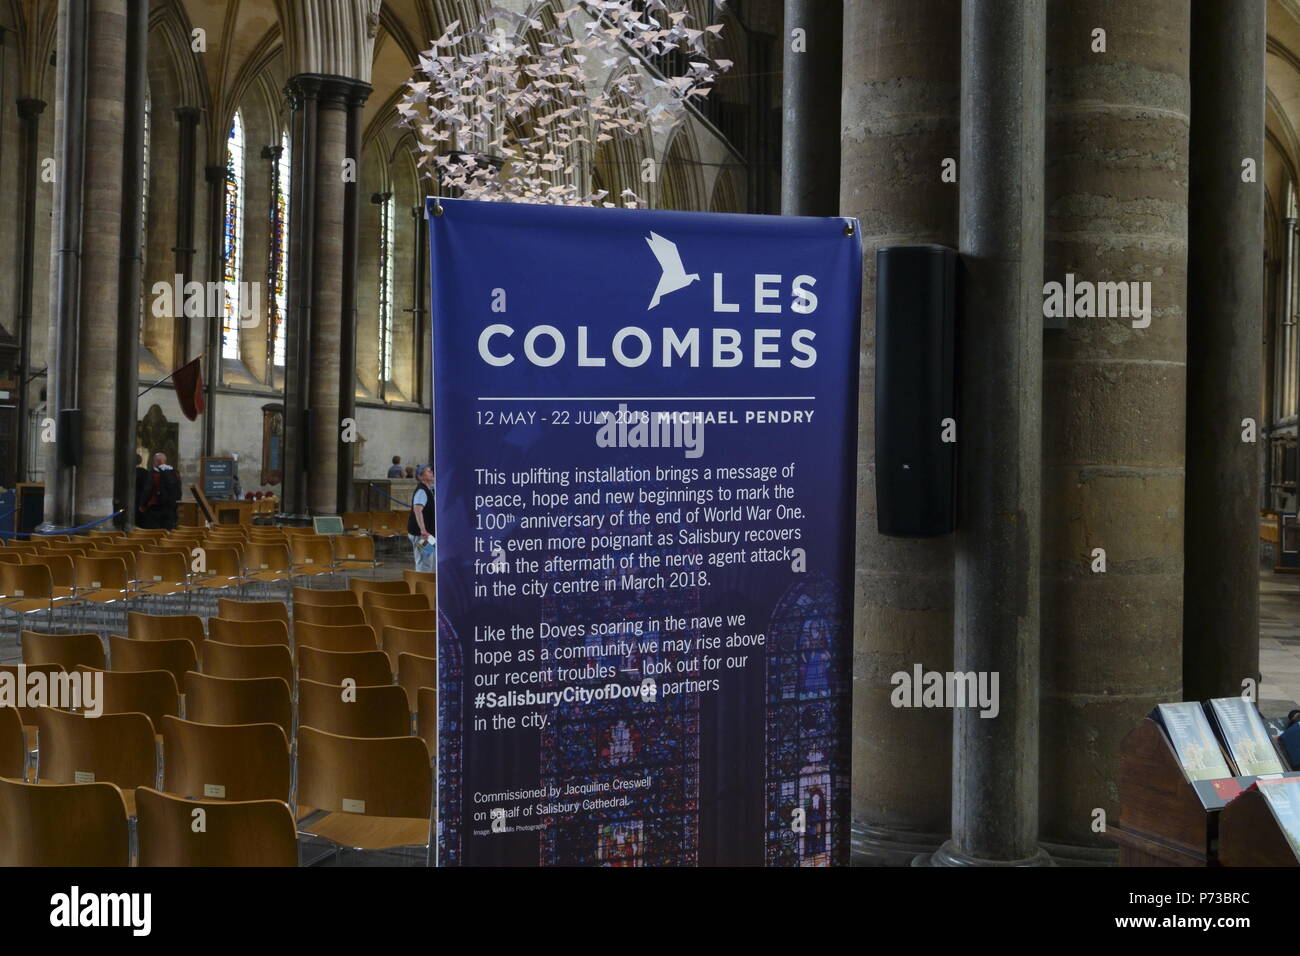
142 452 182 530
408 463 436 572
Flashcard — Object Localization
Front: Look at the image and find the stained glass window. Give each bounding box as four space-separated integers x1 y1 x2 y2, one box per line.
268 130 289 367
222 111 245 360
379 193 395 383
139 91 150 339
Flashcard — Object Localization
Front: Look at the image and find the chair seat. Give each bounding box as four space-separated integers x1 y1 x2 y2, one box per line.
335 561 378 572
76 590 129 604
1 598 59 613
136 581 190 596
248 571 289 582
299 811 429 851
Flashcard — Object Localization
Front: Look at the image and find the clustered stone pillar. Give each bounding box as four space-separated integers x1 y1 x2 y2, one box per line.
73 0 127 523
15 97 45 488
934 0 1049 867
284 74 370 517
173 106 200 365
1039 0 1190 862
840 0 959 865
781 0 841 217
1184 0 1266 702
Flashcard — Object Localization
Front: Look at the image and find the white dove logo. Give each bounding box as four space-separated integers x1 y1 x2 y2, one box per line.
645 232 700 309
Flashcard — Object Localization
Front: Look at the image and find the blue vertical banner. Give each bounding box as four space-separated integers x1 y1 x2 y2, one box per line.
430 197 860 866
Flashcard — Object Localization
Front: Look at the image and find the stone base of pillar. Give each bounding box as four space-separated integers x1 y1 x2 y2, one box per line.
851 821 949 867
925 840 1056 867
1040 840 1117 867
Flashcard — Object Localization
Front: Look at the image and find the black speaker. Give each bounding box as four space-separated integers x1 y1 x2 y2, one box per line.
57 408 82 468
874 245 957 536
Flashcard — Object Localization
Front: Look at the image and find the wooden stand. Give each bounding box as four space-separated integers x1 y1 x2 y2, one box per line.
1110 717 1219 866
1219 787 1300 866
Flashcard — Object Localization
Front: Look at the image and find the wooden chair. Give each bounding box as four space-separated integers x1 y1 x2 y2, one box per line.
0 777 130 866
294 602 366 627
126 611 205 662
161 716 291 802
297 678 410 738
348 578 409 600
1 563 66 636
331 534 378 575
71 555 132 630
21 629 106 671
191 546 249 602
417 686 437 759
135 786 297 867
75 666 180 730
19 554 79 602
183 672 292 737
0 663 66 753
369 605 434 636
217 597 289 624
398 653 438 714
292 586 358 607
298 646 393 687
361 590 431 627
200 640 294 684
369 510 407 539
0 706 26 779
380 626 436 674
403 569 436 603
132 551 194 610
241 543 292 599
107 635 197 689
295 727 432 853
290 537 335 585
342 512 372 533
0 552 21 565
209 616 290 647
294 620 377 653
34 708 157 815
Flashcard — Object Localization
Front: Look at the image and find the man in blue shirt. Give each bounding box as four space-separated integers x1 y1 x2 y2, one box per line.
407 463 436 572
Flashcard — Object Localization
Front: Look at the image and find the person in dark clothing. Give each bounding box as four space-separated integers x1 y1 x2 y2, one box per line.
141 452 182 529
134 454 151 523
408 464 436 572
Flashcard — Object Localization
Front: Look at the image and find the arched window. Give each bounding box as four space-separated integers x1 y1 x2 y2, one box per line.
222 111 245 360
379 192 395 384
139 90 151 338
269 129 290 367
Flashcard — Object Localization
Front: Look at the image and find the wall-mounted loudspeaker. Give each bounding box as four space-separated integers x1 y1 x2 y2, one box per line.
874 245 957 537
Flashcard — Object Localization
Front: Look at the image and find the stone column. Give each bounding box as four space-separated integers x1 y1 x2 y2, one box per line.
933 0 1049 867
173 106 200 363
1184 0 1265 701
15 97 45 487
73 0 127 524
841 0 959 865
201 161 224 457
1039 0 1189 863
336 85 368 513
781 0 841 216
112 0 147 530
42 0 87 530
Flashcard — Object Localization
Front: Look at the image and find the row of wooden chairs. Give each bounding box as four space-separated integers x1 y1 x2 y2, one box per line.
0 721 432 866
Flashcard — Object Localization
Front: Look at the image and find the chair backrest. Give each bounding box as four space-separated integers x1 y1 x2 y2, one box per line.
291 537 333 566
183 671 292 736
1 563 52 600
76 666 179 728
342 512 371 532
296 726 432 818
107 635 197 688
292 586 358 607
135 786 297 867
243 543 290 573
21 630 105 670
362 591 431 616
403 569 436 602
369 605 434 635
294 620 377 653
23 554 74 586
0 663 67 725
331 535 375 561
35 708 157 790
161 716 290 802
217 597 289 623
201 546 244 579
0 778 130 866
200 641 294 685
0 553 20 565
127 611 205 660
73 555 130 589
297 678 410 738
208 616 290 647
398 653 438 713
134 551 188 584
294 602 366 626
298 646 393 686
417 686 437 758
0 706 25 778
381 626 436 673
348 577 410 599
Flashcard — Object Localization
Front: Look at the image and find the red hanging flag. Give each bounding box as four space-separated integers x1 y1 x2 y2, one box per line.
173 357 205 421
